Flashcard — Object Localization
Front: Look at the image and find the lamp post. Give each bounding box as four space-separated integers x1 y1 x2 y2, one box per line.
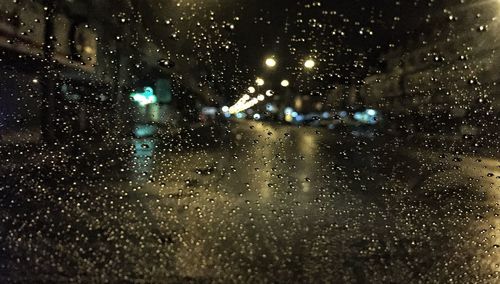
40 0 59 143
304 59 316 69
256 77 265 86
265 57 277 68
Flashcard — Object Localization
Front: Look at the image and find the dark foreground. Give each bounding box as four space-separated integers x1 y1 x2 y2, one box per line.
1 121 499 283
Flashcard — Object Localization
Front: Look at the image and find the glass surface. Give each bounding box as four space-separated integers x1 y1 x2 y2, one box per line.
0 0 499 282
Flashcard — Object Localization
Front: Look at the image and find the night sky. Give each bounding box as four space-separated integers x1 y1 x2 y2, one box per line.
134 0 452 96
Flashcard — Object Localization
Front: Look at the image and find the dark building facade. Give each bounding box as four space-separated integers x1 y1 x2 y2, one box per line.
347 1 500 134
0 0 210 145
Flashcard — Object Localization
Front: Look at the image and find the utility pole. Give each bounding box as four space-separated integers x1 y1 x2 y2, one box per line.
40 0 58 143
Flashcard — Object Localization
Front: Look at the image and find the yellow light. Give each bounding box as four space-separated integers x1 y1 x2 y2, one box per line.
304 59 316 69
84 46 95 54
248 86 256 93
265 57 277 68
256 78 265 86
281 79 289 87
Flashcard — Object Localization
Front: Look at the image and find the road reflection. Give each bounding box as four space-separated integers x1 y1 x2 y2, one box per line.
122 121 500 282
0 121 498 282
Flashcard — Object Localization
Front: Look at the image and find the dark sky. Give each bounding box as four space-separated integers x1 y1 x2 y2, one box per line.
135 0 447 96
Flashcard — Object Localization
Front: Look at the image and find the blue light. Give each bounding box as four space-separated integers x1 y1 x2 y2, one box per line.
339 111 348 118
295 115 304 122
354 110 380 125
291 111 298 118
354 112 363 121
131 87 157 106
266 103 275 112
134 124 157 138
284 107 294 115
366 109 377 116
322 112 330 119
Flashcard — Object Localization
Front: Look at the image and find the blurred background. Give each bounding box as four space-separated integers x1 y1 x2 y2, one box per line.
1 1 500 282
0 0 498 145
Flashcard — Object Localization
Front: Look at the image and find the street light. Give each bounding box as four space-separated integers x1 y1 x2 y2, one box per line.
304 59 316 69
265 57 277 68
248 86 256 93
256 77 265 86
131 87 158 106
281 79 290 87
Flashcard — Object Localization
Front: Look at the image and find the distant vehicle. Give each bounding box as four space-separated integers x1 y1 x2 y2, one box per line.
353 108 381 125
302 113 322 126
200 107 218 124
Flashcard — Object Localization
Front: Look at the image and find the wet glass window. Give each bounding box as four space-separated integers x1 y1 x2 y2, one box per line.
0 0 499 282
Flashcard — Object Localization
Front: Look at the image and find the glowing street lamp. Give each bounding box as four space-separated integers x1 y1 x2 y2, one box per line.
265 57 277 68
304 59 316 69
131 87 157 106
280 79 290 87
256 77 265 86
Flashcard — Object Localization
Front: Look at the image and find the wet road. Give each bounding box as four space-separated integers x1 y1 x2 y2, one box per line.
1 121 499 283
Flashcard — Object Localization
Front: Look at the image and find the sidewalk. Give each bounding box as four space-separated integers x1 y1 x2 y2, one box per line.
0 122 222 174
404 131 499 158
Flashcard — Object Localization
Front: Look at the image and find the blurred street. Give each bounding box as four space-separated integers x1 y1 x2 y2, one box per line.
2 0 500 282
1 121 499 282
